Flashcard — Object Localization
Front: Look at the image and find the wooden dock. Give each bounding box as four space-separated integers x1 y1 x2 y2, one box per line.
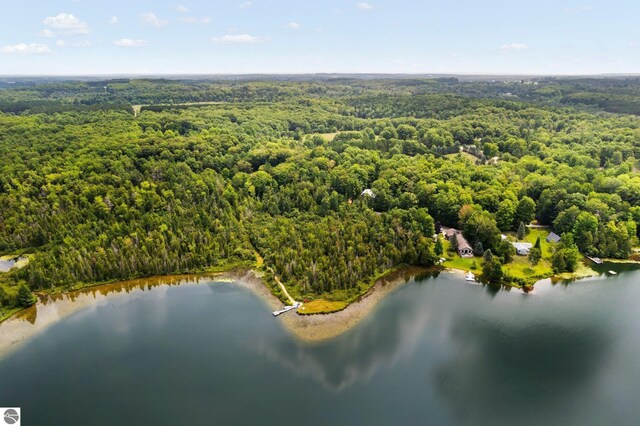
586 256 603 265
272 302 302 317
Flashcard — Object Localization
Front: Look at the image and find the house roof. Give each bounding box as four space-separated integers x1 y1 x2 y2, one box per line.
512 242 533 251
443 227 457 238
546 232 561 243
456 233 472 251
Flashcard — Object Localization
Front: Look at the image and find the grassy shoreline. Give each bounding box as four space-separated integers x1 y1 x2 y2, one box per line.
296 265 426 315
0 251 624 326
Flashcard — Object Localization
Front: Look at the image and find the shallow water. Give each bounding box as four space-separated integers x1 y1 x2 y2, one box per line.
0 257 18 272
0 266 639 425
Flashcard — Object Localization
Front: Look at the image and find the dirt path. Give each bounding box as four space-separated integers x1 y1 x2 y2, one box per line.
265 266 296 305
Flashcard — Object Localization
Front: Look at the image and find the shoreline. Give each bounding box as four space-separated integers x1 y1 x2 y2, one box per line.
1 259 635 357
0 267 428 358
233 267 431 342
0 273 225 359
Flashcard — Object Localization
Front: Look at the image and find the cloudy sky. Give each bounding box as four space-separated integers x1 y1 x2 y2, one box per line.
1 0 639 75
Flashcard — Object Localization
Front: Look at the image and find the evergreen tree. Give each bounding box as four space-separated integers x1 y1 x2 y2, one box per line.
496 240 516 263
529 248 542 265
435 238 443 256
517 222 527 240
17 284 36 307
482 258 504 284
449 234 459 252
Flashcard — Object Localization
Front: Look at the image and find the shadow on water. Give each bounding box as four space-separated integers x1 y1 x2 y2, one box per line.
254 271 444 391
435 314 611 425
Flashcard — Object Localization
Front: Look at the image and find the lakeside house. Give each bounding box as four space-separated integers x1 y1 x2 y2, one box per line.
546 232 561 243
442 227 474 258
456 233 474 257
443 228 457 239
512 242 533 256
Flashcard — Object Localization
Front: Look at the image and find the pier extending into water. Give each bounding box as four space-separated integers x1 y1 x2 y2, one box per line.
272 302 302 317
265 266 304 316
586 255 603 265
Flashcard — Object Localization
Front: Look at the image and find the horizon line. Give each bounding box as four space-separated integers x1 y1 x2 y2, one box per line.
1 72 640 79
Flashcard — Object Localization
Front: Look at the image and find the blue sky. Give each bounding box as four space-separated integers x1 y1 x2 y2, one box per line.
1 0 639 75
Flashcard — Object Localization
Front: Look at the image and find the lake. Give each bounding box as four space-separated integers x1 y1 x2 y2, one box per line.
0 266 639 425
0 256 26 272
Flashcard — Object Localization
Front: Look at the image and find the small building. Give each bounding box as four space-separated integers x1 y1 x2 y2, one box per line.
442 227 457 239
456 233 474 258
546 232 561 243
442 227 473 258
361 189 375 198
512 242 533 256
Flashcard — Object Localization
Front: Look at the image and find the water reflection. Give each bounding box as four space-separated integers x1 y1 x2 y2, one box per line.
1 265 639 426
0 273 217 359
435 314 611 425
252 274 445 391
0 256 27 272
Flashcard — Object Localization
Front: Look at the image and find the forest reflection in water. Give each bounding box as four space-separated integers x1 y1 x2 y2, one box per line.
0 266 639 425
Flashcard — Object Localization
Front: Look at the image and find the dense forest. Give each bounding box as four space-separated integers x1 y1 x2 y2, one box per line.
0 77 639 314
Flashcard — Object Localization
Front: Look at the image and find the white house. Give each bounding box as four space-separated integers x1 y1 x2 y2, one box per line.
512 242 533 256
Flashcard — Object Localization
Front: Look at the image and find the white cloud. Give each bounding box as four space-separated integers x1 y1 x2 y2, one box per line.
2 43 51 54
356 2 373 10
176 5 190 13
141 13 168 28
181 16 211 24
43 13 90 35
39 29 56 38
56 40 91 48
211 34 266 44
629 41 639 47
114 38 149 47
239 1 252 8
109 16 119 24
286 22 301 30
500 43 529 51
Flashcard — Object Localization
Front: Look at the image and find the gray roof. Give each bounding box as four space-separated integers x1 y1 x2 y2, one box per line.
443 228 457 238
546 232 561 243
456 233 472 251
512 242 533 250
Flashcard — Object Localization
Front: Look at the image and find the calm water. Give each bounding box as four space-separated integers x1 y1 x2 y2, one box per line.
0 267 639 426
0 257 19 272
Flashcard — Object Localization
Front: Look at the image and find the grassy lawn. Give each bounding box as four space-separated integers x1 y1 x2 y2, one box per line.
297 300 349 315
445 151 479 164
441 228 557 284
513 228 555 258
441 239 483 273
507 255 553 281
307 132 337 142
